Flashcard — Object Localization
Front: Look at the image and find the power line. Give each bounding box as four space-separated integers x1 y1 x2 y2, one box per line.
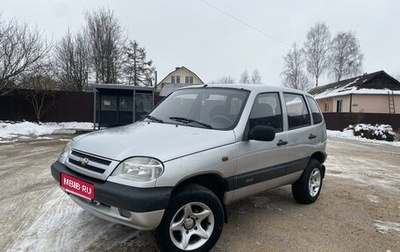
199 0 291 47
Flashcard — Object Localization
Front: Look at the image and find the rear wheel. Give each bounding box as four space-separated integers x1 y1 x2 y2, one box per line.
292 159 323 204
156 184 224 252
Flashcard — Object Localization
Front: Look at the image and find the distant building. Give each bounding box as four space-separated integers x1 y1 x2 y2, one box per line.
309 70 400 114
156 66 204 96
308 70 400 130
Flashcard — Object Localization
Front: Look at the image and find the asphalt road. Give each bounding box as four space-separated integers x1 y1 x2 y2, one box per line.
1 136 399 251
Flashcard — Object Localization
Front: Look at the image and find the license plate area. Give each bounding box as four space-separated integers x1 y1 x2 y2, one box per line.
61 173 95 200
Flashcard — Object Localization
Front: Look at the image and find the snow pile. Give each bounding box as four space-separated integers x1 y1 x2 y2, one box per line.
328 129 400 147
0 121 93 142
374 220 400 235
345 124 396 141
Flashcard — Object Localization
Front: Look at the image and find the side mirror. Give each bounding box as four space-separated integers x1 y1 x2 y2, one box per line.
248 125 276 141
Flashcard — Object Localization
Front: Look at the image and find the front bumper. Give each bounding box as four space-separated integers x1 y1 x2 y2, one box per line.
51 161 173 230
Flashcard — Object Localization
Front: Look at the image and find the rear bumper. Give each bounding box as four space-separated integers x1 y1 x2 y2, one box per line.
51 161 173 230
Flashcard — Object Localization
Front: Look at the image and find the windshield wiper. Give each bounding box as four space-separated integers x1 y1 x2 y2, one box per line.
169 116 212 129
144 115 164 123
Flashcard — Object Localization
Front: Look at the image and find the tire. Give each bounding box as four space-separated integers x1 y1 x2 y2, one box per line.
156 184 224 252
292 159 323 204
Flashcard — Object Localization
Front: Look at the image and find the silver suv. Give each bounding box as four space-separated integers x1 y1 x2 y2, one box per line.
51 84 327 252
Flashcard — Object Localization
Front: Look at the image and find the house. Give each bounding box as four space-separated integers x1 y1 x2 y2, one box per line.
156 66 204 96
309 70 400 114
309 70 400 130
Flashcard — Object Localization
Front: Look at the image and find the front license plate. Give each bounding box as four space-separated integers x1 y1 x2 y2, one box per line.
61 173 95 200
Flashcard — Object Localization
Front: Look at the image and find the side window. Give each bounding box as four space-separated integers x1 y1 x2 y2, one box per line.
283 93 311 130
306 96 323 124
249 93 283 132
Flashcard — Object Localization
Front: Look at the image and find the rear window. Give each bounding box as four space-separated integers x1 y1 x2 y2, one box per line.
306 96 323 124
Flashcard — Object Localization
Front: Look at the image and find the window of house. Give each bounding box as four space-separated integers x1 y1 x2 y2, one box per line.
324 102 329 112
185 76 194 84
336 100 343 112
171 76 181 84
283 93 311 130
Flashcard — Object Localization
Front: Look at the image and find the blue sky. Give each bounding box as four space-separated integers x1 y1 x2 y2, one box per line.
1 0 399 86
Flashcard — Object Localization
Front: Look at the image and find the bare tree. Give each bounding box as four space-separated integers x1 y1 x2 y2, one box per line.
239 70 250 84
19 61 57 122
330 31 363 81
281 43 310 91
0 14 50 95
85 8 124 84
55 29 90 91
210 76 235 84
251 69 262 84
303 22 331 87
122 40 155 86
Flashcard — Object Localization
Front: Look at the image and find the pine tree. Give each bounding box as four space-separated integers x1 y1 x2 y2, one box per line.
122 40 155 86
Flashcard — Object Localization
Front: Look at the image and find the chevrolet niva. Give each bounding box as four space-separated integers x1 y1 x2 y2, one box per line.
51 84 327 252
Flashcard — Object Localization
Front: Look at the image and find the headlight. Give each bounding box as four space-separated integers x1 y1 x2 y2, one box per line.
111 157 164 182
58 140 73 164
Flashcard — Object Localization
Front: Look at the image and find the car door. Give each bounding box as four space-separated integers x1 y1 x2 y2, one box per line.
232 92 288 201
283 92 316 175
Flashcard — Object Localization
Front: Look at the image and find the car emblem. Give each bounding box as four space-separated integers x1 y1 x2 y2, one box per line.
79 157 90 166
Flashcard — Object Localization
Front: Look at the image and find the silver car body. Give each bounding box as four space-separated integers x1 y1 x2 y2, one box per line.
51 84 327 230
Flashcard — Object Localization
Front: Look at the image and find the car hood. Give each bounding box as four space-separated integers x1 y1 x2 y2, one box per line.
72 122 237 162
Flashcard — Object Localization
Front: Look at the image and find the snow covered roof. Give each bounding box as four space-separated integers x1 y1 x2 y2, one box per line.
309 70 400 99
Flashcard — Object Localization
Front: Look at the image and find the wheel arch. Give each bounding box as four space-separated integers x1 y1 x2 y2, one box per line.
172 173 226 202
310 151 327 178
171 173 228 222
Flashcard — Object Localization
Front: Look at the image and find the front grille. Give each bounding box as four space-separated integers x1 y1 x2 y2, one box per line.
69 159 105 173
68 150 112 174
71 151 111 166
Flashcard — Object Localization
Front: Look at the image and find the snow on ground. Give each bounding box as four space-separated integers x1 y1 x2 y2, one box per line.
0 121 93 143
1 121 399 250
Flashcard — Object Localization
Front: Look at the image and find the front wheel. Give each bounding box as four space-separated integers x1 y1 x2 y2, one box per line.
156 184 224 252
292 159 323 204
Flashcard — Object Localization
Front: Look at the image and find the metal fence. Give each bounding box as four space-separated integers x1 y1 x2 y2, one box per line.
0 89 165 123
0 89 94 122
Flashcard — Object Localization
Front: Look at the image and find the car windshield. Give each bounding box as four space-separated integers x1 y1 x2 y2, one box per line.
147 87 249 130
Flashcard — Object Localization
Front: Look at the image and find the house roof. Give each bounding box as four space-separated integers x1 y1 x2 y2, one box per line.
309 70 400 99
157 66 204 85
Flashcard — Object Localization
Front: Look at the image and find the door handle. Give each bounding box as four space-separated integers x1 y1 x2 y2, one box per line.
309 134 317 139
277 140 288 146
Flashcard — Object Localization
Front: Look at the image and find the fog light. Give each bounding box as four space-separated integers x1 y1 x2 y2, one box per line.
118 208 131 218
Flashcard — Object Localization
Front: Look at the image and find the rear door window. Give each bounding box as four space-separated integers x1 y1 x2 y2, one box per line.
283 93 311 130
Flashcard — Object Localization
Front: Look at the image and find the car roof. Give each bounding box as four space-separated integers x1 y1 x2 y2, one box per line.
181 83 309 95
